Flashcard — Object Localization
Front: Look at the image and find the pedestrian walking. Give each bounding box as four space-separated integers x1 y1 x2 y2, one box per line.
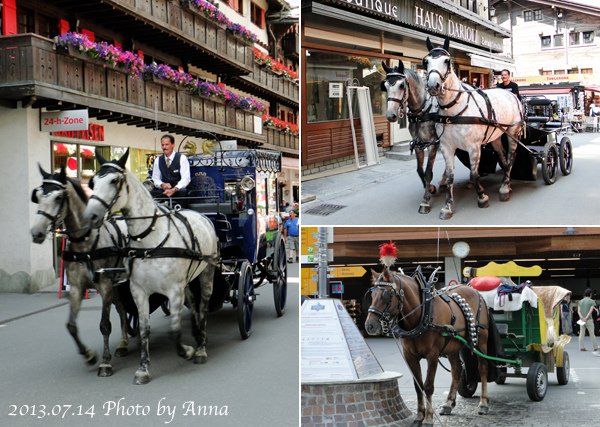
561 299 572 335
283 210 299 263
578 288 599 352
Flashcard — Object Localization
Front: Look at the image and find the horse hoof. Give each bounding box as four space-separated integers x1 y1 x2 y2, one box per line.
133 370 151 385
429 185 437 194
478 405 489 415
115 347 128 358
85 351 98 366
178 344 195 360
478 196 489 208
97 364 113 377
418 204 431 214
411 420 423 427
439 406 453 415
194 354 208 364
499 192 511 202
439 209 453 220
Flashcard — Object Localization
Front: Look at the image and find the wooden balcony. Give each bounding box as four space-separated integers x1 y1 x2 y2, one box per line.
52 0 254 76
264 128 298 154
0 34 265 144
282 32 299 59
235 61 299 107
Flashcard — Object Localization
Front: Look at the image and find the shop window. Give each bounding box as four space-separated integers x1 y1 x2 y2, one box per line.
36 13 58 39
554 34 563 47
306 51 386 123
251 3 265 29
534 10 542 20
523 11 532 22
569 32 580 46
554 69 565 75
583 31 594 44
541 36 551 48
17 6 34 33
567 68 578 75
581 68 593 74
541 70 552 76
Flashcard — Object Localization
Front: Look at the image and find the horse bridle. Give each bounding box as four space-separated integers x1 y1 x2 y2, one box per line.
90 163 128 213
34 180 68 230
367 272 405 333
384 72 409 118
424 49 452 89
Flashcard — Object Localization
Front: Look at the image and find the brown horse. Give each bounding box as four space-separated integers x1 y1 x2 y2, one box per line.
364 267 491 426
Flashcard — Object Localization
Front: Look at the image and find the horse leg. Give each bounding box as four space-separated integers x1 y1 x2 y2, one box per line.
440 352 462 415
65 282 97 365
96 281 114 377
439 145 455 220
491 131 517 201
416 149 431 214
111 288 129 357
422 357 439 427
468 146 489 208
131 286 151 385
404 354 425 427
168 286 195 360
477 341 490 414
192 264 215 364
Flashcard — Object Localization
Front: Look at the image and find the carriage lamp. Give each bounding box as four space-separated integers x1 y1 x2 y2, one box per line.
240 175 256 191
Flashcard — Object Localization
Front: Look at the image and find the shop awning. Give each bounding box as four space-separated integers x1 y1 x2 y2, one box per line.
584 85 600 92
521 88 572 95
469 54 515 73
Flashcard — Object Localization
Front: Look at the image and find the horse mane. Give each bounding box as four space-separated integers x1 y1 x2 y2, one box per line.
66 177 89 203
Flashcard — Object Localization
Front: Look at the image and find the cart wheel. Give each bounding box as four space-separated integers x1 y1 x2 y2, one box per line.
237 261 254 340
457 367 478 398
559 137 573 175
556 352 570 385
495 367 507 385
541 142 558 185
273 238 287 317
526 362 548 401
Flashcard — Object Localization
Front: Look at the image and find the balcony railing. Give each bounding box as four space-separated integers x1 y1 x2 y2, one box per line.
237 62 299 105
264 128 298 153
53 0 254 76
0 34 264 144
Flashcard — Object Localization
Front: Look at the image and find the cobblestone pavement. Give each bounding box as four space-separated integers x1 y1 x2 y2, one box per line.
367 336 600 427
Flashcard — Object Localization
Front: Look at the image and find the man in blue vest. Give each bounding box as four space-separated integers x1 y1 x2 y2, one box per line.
283 210 299 263
151 134 191 207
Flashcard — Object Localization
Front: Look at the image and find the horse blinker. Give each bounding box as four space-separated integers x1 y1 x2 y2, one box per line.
380 81 387 92
31 188 39 204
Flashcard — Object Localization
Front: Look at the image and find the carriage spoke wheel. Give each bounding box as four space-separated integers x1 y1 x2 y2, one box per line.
237 261 254 340
559 137 573 175
457 366 478 398
526 362 548 401
541 142 558 185
273 239 287 317
556 352 570 385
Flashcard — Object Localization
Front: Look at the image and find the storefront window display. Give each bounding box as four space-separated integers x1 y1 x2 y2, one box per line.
306 51 386 123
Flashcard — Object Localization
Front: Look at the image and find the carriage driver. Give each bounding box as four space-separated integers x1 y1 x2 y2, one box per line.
151 134 191 208
496 69 521 100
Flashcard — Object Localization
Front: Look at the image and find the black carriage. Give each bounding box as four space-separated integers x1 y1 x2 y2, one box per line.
457 96 573 185
150 147 287 339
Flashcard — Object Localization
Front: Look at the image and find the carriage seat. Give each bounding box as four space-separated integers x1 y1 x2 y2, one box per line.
188 202 234 215
526 116 550 123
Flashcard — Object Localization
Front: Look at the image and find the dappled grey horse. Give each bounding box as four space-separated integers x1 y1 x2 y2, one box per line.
381 61 442 214
423 37 524 220
30 165 129 377
83 150 219 384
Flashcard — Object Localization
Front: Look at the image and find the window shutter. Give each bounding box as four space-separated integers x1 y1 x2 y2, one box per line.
260 8 265 29
137 50 144 61
2 0 18 35
58 19 70 35
81 29 95 42
114 40 122 48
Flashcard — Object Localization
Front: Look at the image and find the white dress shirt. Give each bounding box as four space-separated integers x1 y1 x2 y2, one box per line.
152 152 191 190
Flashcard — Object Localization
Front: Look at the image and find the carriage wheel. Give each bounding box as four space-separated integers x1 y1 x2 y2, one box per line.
541 142 558 185
559 137 573 176
457 367 478 398
526 362 548 401
237 261 254 340
273 238 287 317
556 352 570 385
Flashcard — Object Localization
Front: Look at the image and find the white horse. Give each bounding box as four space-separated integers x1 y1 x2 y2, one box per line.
381 61 442 214
423 37 524 220
82 149 219 385
30 165 130 377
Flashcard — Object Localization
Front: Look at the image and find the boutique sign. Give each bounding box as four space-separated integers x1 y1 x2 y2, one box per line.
329 0 504 52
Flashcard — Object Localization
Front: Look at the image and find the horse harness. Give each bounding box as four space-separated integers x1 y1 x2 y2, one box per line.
368 272 488 352
383 72 441 152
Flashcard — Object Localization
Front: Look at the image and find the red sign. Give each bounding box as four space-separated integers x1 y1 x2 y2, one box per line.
52 124 105 141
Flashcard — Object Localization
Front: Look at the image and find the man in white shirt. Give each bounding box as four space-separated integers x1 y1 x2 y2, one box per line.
151 134 191 207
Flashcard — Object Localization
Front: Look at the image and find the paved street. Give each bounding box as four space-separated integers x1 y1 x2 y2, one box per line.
366 334 600 426
0 263 299 427
302 131 600 225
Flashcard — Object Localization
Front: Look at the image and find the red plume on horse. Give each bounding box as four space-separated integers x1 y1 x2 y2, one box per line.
365 242 494 426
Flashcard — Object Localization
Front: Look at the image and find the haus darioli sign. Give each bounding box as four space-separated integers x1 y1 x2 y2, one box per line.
335 0 504 52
